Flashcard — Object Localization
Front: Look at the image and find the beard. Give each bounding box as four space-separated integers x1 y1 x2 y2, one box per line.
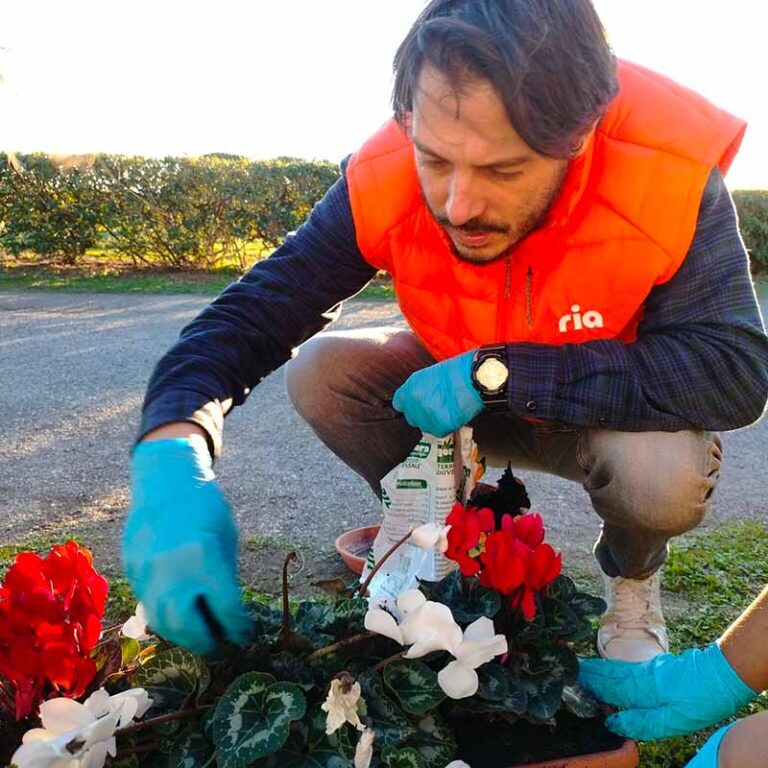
423 164 569 264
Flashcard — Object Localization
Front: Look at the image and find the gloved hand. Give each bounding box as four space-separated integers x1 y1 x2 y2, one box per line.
684 723 735 768
392 350 483 438
122 438 252 655
578 643 757 741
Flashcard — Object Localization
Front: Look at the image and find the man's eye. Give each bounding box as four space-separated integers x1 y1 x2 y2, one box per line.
489 168 522 180
419 156 448 169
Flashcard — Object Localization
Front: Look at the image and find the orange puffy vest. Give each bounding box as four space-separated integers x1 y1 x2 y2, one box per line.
346 60 746 361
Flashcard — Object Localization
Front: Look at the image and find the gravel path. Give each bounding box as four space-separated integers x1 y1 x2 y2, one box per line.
1 290 766 585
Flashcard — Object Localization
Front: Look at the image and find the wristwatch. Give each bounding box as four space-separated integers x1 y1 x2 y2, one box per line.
471 344 509 411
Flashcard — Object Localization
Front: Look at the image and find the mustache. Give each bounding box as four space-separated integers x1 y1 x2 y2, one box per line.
434 215 510 235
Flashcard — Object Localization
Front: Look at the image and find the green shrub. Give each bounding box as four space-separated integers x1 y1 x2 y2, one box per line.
1 150 764 275
0 153 340 269
0 154 105 264
733 190 768 274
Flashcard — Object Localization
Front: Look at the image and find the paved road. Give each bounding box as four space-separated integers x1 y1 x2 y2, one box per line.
1 290 766 577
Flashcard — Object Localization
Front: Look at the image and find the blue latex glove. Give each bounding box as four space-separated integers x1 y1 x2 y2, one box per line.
122 438 252 655
578 643 757 741
392 350 483 438
685 723 735 767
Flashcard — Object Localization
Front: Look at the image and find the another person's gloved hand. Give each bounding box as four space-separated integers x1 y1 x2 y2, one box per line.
392 350 483 437
684 723 736 768
122 437 252 655
578 643 757 741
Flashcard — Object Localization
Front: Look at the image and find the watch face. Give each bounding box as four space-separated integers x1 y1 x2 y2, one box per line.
477 357 508 391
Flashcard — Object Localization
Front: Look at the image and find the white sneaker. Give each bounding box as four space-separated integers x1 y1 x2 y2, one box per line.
597 572 669 662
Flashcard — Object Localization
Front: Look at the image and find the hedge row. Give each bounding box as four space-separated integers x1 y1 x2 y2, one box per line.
1 153 766 273
0 153 340 268
732 190 768 274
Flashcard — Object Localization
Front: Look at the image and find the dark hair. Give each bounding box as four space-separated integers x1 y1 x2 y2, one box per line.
392 0 618 158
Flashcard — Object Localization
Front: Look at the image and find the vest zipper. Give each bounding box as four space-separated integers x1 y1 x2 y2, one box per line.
498 254 512 341
525 266 533 327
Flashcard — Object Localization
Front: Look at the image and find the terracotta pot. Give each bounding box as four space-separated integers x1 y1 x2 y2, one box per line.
334 525 380 574
508 738 639 768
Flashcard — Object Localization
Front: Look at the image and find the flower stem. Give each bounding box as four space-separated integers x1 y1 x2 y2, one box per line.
115 705 210 737
279 551 299 641
305 632 374 661
373 651 405 671
357 529 413 598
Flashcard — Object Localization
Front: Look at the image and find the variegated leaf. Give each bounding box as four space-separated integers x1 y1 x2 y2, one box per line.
212 672 307 768
411 713 456 768
132 647 207 712
382 745 427 768
383 660 445 715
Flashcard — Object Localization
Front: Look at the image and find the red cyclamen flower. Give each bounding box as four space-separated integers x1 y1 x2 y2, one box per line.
511 542 563 621
444 503 495 576
0 541 108 719
478 529 529 595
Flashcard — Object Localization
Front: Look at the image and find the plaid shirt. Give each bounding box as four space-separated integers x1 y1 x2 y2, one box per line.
140 166 768 455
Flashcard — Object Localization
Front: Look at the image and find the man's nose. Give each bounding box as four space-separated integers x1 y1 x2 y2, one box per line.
445 171 485 226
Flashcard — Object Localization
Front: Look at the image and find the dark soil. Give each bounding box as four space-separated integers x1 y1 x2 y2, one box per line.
450 711 625 767
0 712 35 765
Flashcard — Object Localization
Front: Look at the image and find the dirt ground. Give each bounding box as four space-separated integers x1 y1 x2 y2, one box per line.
1 289 767 599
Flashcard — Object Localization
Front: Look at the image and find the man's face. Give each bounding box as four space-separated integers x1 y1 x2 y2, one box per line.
411 65 569 264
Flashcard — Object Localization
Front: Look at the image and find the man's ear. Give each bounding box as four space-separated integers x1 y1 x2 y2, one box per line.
570 120 599 158
402 112 413 139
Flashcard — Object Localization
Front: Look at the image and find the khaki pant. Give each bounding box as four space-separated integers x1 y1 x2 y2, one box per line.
285 328 722 579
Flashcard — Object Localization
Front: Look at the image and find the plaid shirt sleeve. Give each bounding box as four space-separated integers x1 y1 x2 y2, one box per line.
139 165 375 455
504 168 768 431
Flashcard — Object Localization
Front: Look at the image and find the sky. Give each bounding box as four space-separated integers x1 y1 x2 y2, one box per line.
0 1 765 189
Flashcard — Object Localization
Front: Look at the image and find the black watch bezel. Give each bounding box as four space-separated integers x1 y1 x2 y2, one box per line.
471 344 509 411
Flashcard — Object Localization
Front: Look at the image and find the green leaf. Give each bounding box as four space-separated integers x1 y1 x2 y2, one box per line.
383 660 445 715
268 651 315 690
523 674 564 723
164 722 215 768
382 745 427 768
569 592 607 619
562 683 601 719
410 713 457 768
132 647 207 712
475 663 509 702
547 574 576 600
526 646 579 685
420 572 501 624
327 720 358 760
268 749 352 767
294 601 336 645
212 671 307 767
326 598 369 636
120 636 141 667
368 693 418 748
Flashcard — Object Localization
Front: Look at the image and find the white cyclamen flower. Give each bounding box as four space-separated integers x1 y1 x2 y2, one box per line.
364 588 428 643
409 523 452 553
84 687 153 727
321 678 366 735
354 726 376 768
121 601 151 641
445 762 473 768
365 593 507 700
12 688 154 768
12 698 119 768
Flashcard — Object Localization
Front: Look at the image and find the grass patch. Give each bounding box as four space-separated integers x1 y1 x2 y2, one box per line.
0 266 238 295
637 522 768 767
1 263 395 300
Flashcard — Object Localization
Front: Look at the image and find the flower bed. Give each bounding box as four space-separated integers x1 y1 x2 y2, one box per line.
0 475 636 767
